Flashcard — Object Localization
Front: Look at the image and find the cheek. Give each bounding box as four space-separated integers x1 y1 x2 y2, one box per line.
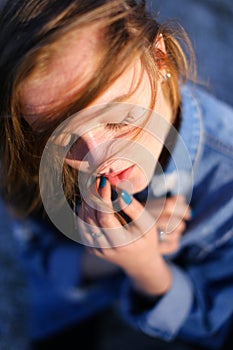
128 134 161 191
132 166 150 189
137 131 164 162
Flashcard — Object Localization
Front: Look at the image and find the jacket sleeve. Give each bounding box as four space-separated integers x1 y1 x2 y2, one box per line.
120 86 233 349
120 230 233 349
12 218 122 340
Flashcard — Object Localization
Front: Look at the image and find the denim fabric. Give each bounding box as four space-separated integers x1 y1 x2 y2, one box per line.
121 85 233 349
12 84 233 349
12 219 124 339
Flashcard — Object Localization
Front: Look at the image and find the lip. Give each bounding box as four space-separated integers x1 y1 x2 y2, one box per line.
104 165 135 185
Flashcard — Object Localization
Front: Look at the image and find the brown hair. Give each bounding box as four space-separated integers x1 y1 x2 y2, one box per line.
0 0 195 218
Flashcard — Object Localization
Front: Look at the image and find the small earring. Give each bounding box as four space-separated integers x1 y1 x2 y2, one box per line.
163 72 171 81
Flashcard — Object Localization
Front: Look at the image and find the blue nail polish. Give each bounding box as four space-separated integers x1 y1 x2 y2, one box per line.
99 176 107 189
121 190 132 205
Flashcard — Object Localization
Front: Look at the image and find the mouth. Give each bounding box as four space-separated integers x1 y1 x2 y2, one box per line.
103 165 135 185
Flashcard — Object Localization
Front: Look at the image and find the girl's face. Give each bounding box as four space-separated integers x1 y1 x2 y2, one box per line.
21 27 173 195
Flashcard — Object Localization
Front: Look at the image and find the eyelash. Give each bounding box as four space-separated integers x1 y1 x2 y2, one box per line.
105 108 147 131
105 122 129 131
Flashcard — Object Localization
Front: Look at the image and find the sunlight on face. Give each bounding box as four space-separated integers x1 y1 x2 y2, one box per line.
38 102 192 247
21 24 173 194
47 102 170 195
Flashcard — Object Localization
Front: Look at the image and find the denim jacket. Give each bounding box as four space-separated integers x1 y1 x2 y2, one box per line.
12 84 233 348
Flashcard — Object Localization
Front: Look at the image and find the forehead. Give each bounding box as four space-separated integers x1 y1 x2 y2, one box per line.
20 25 103 117
20 25 145 128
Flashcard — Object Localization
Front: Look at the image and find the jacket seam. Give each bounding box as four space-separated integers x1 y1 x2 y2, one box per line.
204 132 233 159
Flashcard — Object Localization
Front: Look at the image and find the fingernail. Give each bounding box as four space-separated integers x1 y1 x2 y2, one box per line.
121 190 132 205
99 176 107 189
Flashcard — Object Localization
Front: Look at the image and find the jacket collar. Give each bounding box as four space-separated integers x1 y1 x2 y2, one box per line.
164 84 203 174
148 84 203 199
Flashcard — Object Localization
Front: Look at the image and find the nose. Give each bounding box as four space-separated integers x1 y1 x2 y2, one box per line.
68 129 112 170
82 130 106 163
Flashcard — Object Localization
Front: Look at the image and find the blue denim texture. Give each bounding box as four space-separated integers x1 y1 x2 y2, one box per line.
12 84 233 348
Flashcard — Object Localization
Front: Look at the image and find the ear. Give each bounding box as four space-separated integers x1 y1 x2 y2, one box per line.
156 33 166 54
155 34 170 81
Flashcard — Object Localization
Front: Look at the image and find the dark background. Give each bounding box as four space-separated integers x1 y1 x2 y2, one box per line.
0 1 232 349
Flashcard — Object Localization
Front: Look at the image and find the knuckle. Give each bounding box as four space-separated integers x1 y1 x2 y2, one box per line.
98 215 112 227
179 220 186 232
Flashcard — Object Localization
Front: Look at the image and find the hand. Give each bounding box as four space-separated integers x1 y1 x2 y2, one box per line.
145 195 191 255
77 177 172 296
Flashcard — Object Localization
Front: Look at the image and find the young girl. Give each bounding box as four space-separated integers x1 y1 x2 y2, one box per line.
0 1 233 349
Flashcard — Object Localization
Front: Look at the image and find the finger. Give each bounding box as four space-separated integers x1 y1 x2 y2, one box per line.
93 178 151 247
83 178 108 226
96 177 121 228
118 190 155 235
77 214 110 248
76 201 96 231
158 228 182 243
98 176 112 204
175 195 191 220
159 239 181 255
78 182 136 248
157 215 186 235
164 195 191 221
76 200 110 248
94 177 130 247
157 226 183 255
96 179 145 247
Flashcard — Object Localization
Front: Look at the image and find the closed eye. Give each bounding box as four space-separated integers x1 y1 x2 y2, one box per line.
105 122 129 131
104 109 146 131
